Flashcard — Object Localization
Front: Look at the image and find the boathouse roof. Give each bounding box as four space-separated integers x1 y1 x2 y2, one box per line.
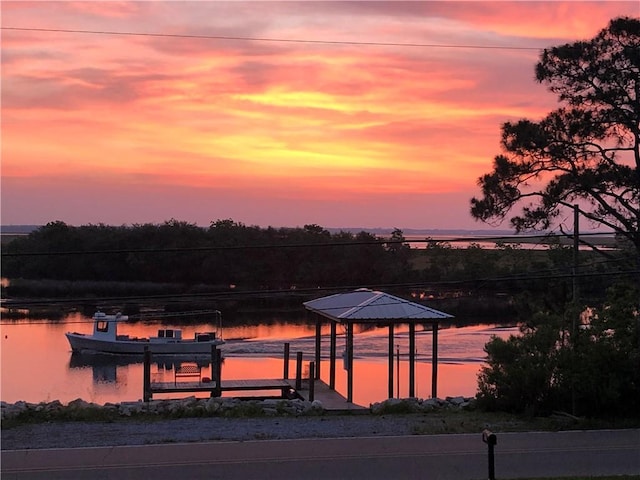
303 288 453 322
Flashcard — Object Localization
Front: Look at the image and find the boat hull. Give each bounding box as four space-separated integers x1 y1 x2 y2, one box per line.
65 333 223 355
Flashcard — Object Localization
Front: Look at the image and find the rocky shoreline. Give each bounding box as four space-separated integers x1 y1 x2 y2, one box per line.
3 396 636 452
1 395 477 422
1 396 479 450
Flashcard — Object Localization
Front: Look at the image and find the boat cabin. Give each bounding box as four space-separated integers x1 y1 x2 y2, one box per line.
156 328 182 340
92 311 128 341
89 311 220 344
152 328 219 343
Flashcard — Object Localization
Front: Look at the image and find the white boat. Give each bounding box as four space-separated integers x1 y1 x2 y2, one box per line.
66 311 224 355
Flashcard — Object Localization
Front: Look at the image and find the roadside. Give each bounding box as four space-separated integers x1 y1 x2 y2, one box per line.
3 409 638 451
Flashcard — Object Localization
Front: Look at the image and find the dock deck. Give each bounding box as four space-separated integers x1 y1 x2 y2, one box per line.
292 379 366 412
143 345 366 412
149 378 293 396
148 377 366 412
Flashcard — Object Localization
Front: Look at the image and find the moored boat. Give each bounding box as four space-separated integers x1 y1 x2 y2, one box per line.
65 311 224 355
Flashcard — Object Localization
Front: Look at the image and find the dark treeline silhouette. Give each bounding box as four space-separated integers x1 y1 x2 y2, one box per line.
1 219 414 290
3 219 632 306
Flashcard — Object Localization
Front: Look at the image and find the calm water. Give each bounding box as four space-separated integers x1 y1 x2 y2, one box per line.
0 313 517 407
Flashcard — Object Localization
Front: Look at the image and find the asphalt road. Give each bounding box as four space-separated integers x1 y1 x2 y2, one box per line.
2 429 639 480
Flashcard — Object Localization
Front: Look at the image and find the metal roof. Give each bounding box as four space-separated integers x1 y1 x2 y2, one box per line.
303 289 454 322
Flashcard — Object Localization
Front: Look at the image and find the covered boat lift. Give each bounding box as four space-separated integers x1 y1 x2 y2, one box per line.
304 289 453 402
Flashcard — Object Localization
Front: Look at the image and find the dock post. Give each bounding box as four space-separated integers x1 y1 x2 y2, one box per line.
215 348 223 397
347 321 354 403
432 322 438 398
143 347 151 402
211 345 218 382
283 342 290 380
295 351 303 391
409 323 415 397
388 323 394 399
329 322 336 389
396 345 400 398
315 318 321 379
309 361 315 402
210 345 221 397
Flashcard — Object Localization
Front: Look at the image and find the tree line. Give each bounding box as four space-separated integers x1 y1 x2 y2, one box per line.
2 219 632 304
1 219 414 290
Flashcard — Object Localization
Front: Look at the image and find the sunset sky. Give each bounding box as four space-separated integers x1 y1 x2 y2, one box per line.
2 1 638 231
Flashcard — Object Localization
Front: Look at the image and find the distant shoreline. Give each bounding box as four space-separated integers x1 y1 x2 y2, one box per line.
0 225 618 249
1 224 613 237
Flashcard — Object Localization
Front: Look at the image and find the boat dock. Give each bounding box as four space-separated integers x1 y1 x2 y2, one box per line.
146 378 293 398
294 378 366 412
142 345 365 412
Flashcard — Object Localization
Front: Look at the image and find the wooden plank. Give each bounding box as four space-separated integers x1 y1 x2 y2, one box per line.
149 381 217 394
290 379 366 412
220 379 291 391
147 377 365 413
149 378 291 395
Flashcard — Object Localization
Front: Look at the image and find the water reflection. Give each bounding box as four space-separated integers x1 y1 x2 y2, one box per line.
1 313 518 406
68 352 213 382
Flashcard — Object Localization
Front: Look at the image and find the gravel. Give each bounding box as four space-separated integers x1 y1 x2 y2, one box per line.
1 414 435 450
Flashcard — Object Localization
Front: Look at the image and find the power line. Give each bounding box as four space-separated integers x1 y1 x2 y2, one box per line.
0 309 221 325
0 231 621 258
1 26 543 51
2 268 637 311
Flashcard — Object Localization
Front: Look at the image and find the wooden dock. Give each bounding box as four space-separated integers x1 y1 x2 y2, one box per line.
148 378 293 397
292 379 366 412
142 345 366 412
147 378 365 412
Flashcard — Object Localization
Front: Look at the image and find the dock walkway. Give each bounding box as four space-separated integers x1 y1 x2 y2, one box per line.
147 377 365 412
149 378 293 397
291 379 366 412
143 345 366 412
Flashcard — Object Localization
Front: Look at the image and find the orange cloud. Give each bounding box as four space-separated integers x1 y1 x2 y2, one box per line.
2 1 637 228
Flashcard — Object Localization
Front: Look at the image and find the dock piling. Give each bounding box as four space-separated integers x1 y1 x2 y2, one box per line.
309 361 315 402
432 323 439 398
143 347 151 402
295 351 303 390
283 343 290 379
211 347 222 397
329 322 336 389
210 344 216 383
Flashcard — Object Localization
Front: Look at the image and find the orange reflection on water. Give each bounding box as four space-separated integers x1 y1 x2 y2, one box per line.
1 314 514 406
223 322 319 341
222 354 485 406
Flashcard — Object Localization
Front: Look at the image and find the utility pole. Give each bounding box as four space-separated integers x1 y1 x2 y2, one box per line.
573 204 580 304
571 204 580 417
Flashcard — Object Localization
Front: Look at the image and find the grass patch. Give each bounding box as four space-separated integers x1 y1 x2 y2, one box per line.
221 401 266 418
4 402 638 433
407 410 640 436
1 405 122 429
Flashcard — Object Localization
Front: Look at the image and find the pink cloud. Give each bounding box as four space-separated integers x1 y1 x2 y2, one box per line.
2 1 636 229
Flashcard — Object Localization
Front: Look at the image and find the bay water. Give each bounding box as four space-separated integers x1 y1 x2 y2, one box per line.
1 313 517 407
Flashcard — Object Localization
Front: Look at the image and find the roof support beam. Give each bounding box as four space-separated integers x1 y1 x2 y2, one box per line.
409 322 416 398
388 323 394 399
329 321 337 390
346 321 354 403
315 316 321 380
432 322 439 398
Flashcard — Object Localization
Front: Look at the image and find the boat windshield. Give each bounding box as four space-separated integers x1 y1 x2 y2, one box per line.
96 321 109 332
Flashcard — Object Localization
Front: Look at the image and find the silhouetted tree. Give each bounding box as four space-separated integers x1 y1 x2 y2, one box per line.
473 18 640 417
471 17 639 256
